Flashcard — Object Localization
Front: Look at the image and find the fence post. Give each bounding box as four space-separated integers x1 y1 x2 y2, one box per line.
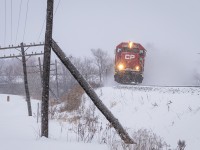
37 103 40 123
7 96 10 102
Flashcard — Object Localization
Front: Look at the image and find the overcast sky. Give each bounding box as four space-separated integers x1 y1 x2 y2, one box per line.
0 0 200 84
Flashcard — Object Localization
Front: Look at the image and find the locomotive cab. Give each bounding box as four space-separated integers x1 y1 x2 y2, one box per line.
114 42 146 84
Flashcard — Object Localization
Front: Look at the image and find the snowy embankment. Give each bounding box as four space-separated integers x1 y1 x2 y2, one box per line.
0 85 199 150
83 85 200 149
0 94 107 150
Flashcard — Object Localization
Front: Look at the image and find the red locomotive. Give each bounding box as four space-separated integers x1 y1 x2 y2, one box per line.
114 42 146 84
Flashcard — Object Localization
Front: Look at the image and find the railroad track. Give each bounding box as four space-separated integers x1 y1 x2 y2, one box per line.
112 83 200 94
114 82 200 88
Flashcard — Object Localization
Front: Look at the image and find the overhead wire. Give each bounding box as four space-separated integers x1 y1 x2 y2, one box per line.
3 0 61 47
54 0 61 15
15 0 23 45
11 0 13 44
37 19 45 42
4 0 7 46
22 0 30 42
37 0 61 43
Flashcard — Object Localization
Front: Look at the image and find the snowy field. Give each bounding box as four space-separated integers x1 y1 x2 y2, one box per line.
0 94 107 150
84 85 200 149
0 85 200 150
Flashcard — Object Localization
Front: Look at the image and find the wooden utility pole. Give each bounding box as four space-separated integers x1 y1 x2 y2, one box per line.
51 39 135 144
38 57 60 101
21 42 32 116
55 59 59 97
41 0 54 138
38 57 43 82
0 43 43 116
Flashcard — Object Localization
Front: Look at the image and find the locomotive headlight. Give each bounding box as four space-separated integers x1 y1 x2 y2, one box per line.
128 42 133 48
118 64 124 71
135 66 140 71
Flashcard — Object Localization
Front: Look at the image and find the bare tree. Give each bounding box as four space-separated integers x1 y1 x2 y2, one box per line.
60 59 77 91
0 59 24 95
82 57 98 83
91 49 112 84
58 56 99 95
4 65 16 94
72 57 97 82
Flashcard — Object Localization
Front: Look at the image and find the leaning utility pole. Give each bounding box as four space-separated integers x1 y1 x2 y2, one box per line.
51 39 135 144
21 42 32 116
41 0 54 138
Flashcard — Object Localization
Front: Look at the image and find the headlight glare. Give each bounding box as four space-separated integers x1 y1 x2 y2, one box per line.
118 64 124 71
135 66 140 71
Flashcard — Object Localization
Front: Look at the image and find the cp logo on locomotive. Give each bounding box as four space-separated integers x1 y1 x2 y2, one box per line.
125 54 135 59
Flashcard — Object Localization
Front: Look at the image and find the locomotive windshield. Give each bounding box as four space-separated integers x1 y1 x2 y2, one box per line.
117 47 139 53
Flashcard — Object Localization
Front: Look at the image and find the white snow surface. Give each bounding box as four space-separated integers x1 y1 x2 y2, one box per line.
83 85 200 149
0 85 200 150
0 94 107 150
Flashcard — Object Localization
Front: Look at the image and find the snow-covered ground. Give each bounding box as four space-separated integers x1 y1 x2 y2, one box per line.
0 85 200 150
0 94 107 150
84 85 200 149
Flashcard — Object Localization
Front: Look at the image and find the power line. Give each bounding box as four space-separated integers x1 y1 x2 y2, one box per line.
37 19 46 42
4 0 7 46
54 0 61 15
37 0 61 42
23 0 30 41
15 0 23 44
11 0 13 43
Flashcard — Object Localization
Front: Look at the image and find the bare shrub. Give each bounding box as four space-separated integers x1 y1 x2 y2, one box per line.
99 127 169 150
110 101 117 108
60 84 84 112
177 140 186 150
130 129 169 150
67 100 99 143
77 105 98 142
49 99 60 119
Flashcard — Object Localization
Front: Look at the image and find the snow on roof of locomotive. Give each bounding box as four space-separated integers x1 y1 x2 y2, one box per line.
116 42 145 50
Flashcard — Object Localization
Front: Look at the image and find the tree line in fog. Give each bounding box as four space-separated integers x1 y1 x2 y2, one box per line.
0 48 113 99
